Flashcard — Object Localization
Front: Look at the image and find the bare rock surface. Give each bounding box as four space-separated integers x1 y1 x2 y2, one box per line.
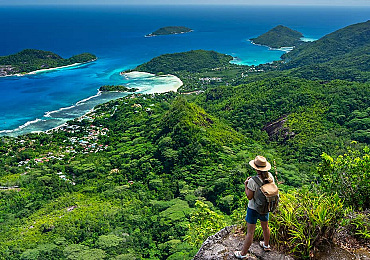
262 115 295 142
193 225 294 260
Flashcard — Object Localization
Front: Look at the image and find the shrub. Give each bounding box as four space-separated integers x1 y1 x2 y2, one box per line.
343 211 370 240
267 189 344 259
184 200 229 247
318 146 370 210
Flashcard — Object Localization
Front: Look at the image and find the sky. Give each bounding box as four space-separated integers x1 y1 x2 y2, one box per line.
0 0 369 6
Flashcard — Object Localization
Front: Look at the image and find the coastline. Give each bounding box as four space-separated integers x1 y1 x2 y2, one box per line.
0 90 102 136
45 107 96 134
0 71 183 137
121 71 183 94
43 71 183 134
249 40 294 53
0 118 44 135
145 30 194 38
0 59 97 78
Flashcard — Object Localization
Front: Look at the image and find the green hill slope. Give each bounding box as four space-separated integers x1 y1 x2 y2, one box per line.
197 77 370 165
0 94 250 259
0 49 96 76
133 49 233 75
1 21 370 260
282 20 370 67
281 20 370 81
250 25 303 48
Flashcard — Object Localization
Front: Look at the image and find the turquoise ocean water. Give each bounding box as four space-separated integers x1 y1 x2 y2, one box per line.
0 5 369 136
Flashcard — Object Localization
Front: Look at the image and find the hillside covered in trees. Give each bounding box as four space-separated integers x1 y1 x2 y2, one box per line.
250 25 304 48
0 21 369 260
134 49 234 75
0 49 96 76
280 20 370 82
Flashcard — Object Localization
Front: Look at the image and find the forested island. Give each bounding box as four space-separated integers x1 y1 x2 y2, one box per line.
250 25 304 48
145 26 193 37
0 21 369 260
99 85 138 92
134 49 233 74
0 49 96 76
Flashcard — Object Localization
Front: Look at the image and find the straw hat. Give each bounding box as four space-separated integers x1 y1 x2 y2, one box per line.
249 156 271 171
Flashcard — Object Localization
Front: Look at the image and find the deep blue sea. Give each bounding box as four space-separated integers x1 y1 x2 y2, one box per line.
0 5 369 136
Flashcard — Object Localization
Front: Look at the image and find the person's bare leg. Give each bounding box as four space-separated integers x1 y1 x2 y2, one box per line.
260 221 270 247
241 223 256 255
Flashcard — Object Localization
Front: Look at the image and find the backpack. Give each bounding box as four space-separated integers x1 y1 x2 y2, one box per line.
252 176 279 215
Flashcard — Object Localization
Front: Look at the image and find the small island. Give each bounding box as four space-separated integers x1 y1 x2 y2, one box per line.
250 25 304 49
99 85 138 92
0 49 97 77
132 50 233 75
145 26 193 37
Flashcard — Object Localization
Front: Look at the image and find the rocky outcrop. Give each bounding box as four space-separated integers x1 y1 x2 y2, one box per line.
0 65 18 76
193 225 294 260
262 116 295 142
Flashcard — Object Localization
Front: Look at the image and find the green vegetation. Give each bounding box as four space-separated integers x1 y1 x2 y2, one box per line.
0 83 368 258
1 21 370 259
99 85 138 92
250 25 304 48
185 200 229 247
134 49 234 75
268 190 345 259
146 26 193 37
281 20 370 82
0 49 96 76
131 49 244 92
343 212 370 240
318 146 370 210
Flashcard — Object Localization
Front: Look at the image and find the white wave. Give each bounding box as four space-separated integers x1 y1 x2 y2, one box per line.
76 91 102 105
44 105 76 117
44 90 102 118
301 37 317 42
0 118 45 133
1 72 182 136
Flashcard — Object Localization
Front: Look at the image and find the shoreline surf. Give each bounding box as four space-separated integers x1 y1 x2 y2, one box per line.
0 59 97 78
249 40 295 53
0 71 183 137
121 71 183 94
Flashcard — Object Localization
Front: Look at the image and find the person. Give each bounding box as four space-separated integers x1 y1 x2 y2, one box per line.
234 155 275 259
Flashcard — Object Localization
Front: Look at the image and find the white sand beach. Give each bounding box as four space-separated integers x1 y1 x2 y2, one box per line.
28 63 82 75
122 71 183 94
0 59 97 78
0 70 182 137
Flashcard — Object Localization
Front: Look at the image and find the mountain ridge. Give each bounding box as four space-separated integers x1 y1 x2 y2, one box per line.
281 20 370 78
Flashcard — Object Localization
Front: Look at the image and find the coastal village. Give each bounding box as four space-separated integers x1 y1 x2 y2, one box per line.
0 92 164 191
5 122 110 189
0 65 17 77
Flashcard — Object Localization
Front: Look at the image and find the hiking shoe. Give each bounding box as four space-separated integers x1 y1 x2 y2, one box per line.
234 251 251 259
259 241 271 252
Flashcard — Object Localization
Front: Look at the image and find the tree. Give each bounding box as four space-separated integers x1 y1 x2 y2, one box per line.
318 145 370 209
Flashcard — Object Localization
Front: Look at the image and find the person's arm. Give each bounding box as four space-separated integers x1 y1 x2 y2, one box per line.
244 177 255 200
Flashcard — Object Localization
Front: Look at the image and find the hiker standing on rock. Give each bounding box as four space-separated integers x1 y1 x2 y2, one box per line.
235 155 276 259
